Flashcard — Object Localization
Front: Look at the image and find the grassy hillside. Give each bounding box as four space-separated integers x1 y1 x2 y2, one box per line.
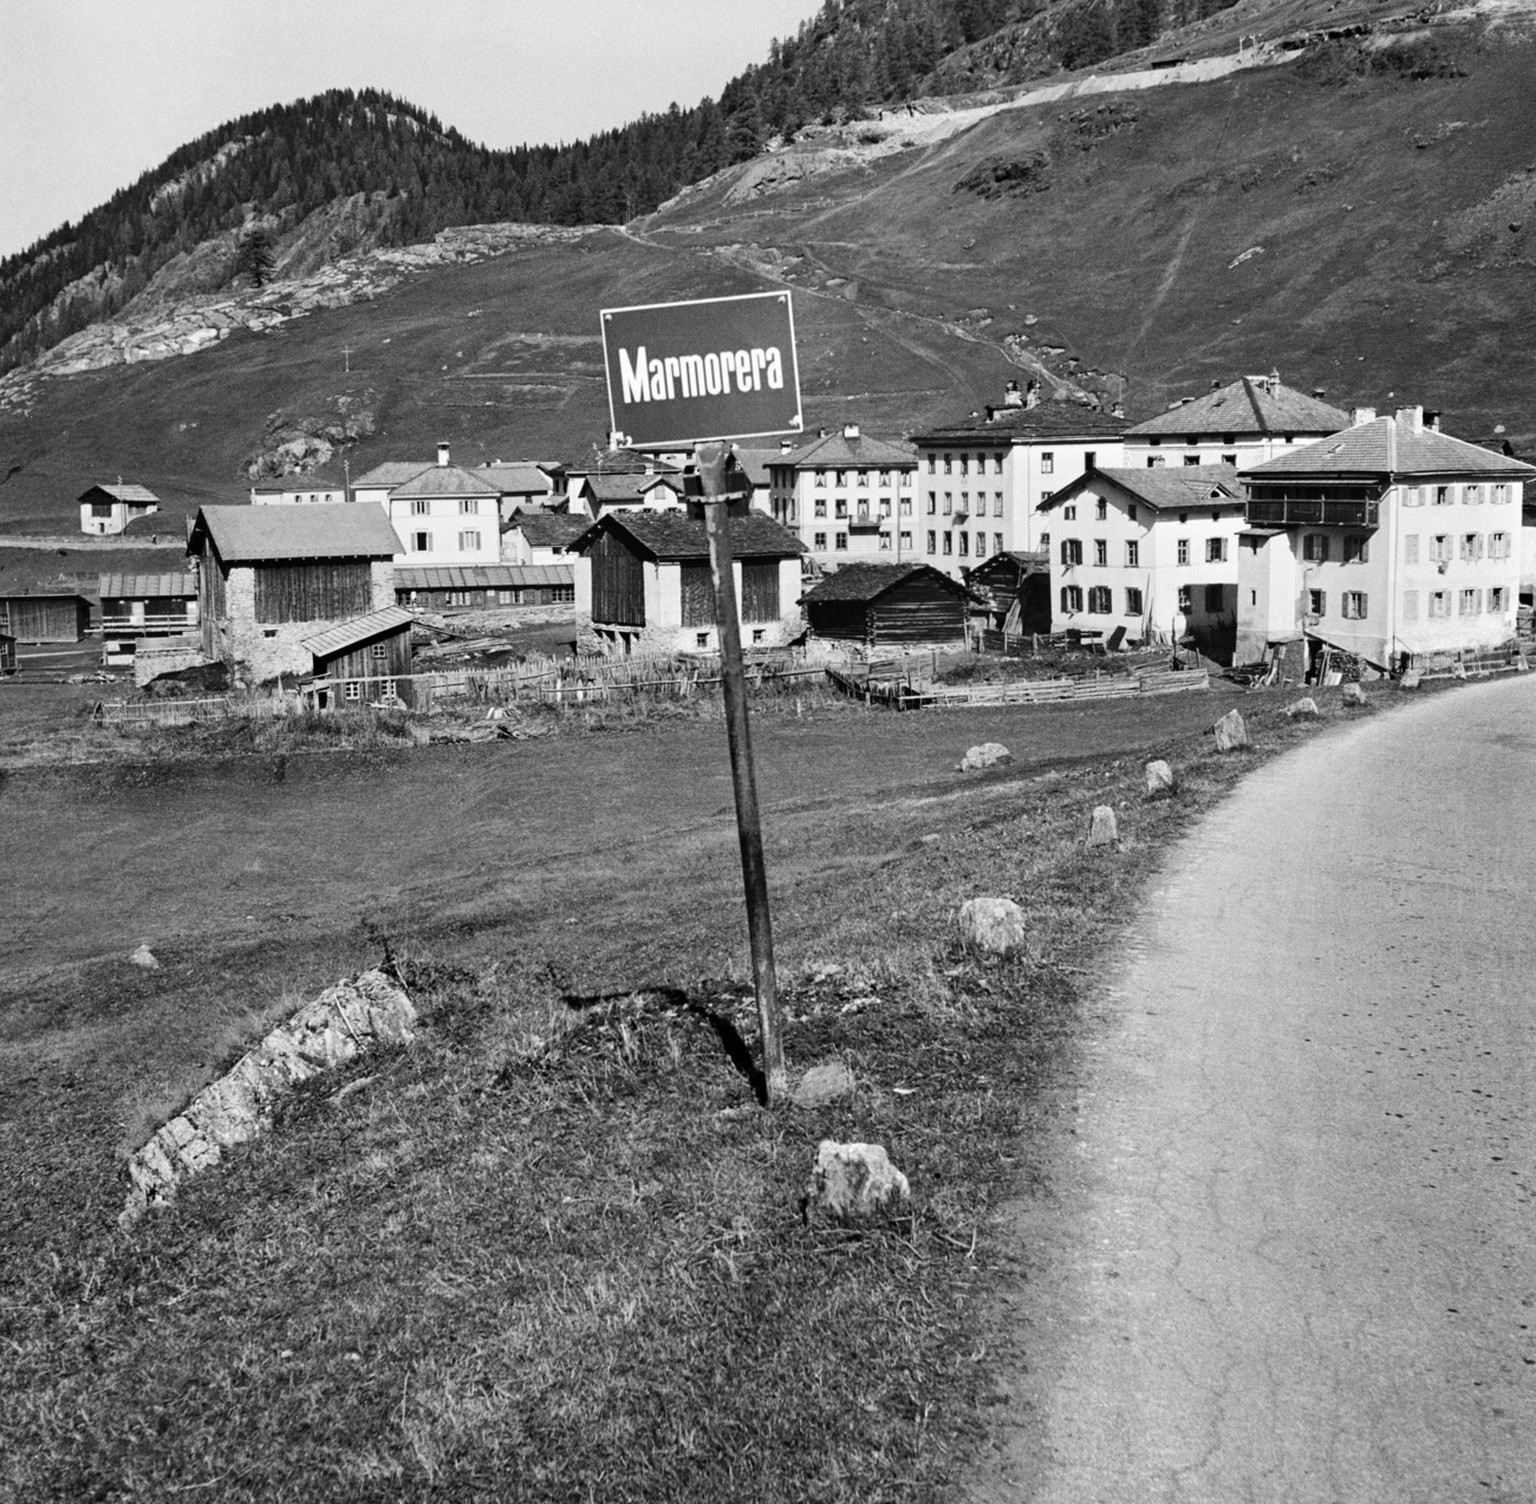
2 12 1533 535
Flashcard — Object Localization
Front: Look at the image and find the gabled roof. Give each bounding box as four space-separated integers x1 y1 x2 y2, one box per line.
775 431 918 468
98 572 195 599
569 510 803 561
564 446 681 478
580 473 685 504
729 445 787 487
1125 376 1351 438
352 462 432 492
912 402 1128 445
394 565 573 590
391 465 500 501
800 562 969 603
1038 465 1241 513
79 482 159 505
471 462 555 494
1243 418 1536 479
188 503 403 562
509 514 591 549
301 606 415 659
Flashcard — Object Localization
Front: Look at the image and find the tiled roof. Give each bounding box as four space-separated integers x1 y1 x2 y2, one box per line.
570 511 803 561
913 403 1128 445
800 562 967 603
98 572 195 599
394 565 573 590
80 482 159 505
581 473 685 504
1039 465 1241 512
775 431 918 468
471 463 555 494
1125 377 1351 437
189 503 404 562
352 462 433 491
301 606 415 659
391 465 501 500
510 514 591 549
1244 418 1536 479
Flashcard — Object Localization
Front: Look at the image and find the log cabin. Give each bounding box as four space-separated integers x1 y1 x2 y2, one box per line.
800 563 971 650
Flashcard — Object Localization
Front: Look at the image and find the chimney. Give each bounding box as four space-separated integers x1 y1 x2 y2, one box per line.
1025 378 1040 409
436 442 450 467
843 423 860 440
1395 405 1424 433
1311 388 1326 400
1269 367 1281 392
1003 379 1024 407
818 427 828 439
1211 379 1221 390
1350 406 1377 426
779 438 793 453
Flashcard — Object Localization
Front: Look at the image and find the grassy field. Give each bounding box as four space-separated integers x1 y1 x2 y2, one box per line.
0 679 1412 1500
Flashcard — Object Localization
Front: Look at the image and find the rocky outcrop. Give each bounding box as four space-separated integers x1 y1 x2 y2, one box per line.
120 968 414 1228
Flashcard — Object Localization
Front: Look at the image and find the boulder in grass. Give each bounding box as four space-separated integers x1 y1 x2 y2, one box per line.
1144 759 1176 797
1212 709 1248 752
803 1140 910 1225
1342 682 1367 706
792 1062 856 1109
1088 805 1119 847
130 944 161 970
957 742 1013 772
1284 697 1320 720
957 896 1026 954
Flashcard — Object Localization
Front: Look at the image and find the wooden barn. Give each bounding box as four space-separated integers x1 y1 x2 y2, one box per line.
98 573 199 636
302 606 417 708
964 550 1051 635
0 592 92 643
393 564 575 611
800 563 971 650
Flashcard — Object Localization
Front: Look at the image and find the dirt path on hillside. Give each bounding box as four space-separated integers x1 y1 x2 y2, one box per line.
971 677 1536 1501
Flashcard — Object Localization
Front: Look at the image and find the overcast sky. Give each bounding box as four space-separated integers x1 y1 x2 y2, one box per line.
0 0 820 260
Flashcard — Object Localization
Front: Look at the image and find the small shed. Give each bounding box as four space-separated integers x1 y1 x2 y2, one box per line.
800 563 970 650
98 573 199 636
0 593 93 643
964 550 1051 635
302 606 416 708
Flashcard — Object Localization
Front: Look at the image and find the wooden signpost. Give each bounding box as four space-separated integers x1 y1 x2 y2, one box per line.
600 292 804 1104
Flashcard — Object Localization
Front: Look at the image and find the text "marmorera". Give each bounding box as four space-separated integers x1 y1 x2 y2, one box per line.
619 344 786 404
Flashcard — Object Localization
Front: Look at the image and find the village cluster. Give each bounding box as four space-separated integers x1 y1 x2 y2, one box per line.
3 370 1532 700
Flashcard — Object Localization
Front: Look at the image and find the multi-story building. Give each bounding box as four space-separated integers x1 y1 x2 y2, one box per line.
1236 406 1536 668
766 425 918 572
910 385 1128 578
1123 372 1352 470
386 456 501 568
1036 467 1245 656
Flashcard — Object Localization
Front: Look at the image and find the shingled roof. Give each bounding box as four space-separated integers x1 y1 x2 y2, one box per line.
1038 466 1242 513
569 511 803 561
1244 417 1536 479
301 606 415 659
913 402 1129 445
188 504 403 562
800 562 967 603
79 482 159 505
352 461 432 492
1125 375 1351 438
776 430 917 468
508 514 591 549
98 572 196 599
391 465 500 501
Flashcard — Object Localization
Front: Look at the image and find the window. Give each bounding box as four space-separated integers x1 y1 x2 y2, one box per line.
1204 584 1224 612
879 470 890 486
1222 454 1237 467
959 493 969 514
458 530 481 551
1461 533 1483 562
1084 451 1096 470
900 497 912 516
943 493 953 515
370 642 388 661
835 498 849 519
1177 585 1193 612
1490 586 1507 612
1041 452 1055 474
1126 541 1139 568
1431 533 1452 563
1095 498 1107 521
1465 484 1483 506
835 470 846 487
1063 504 1077 521
856 501 871 522
1308 589 1326 617
1343 535 1370 565
879 498 891 517
1037 532 1048 550
927 491 937 514
1403 485 1423 507
1147 456 1166 468
412 531 431 552
1178 511 1189 524
926 531 936 554
958 533 969 557
411 499 430 516
975 533 987 558
1177 538 1190 566
1094 539 1108 567
1342 591 1368 620
382 678 397 698
1127 504 1138 522
1061 538 1083 566
697 633 710 649
943 454 953 474
815 470 826 487
1206 538 1228 564
1184 455 1201 466
1493 483 1511 505
1491 531 1510 559
1088 585 1112 613
993 492 1004 517
1303 534 1330 562
927 456 936 474
1429 590 1451 618
1434 485 1452 506
879 532 892 550
942 533 952 555
752 629 766 645
1125 587 1144 616
993 454 1004 475
1061 585 1083 613
814 531 827 549
1403 534 1419 565
459 498 479 515
1402 590 1418 621
995 532 1004 554
958 456 969 477
344 680 361 702
835 532 848 551
900 530 912 550
1459 588 1481 616
814 499 827 518
857 469 868 485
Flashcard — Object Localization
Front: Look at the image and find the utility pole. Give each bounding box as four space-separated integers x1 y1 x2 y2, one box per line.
696 441 787 1105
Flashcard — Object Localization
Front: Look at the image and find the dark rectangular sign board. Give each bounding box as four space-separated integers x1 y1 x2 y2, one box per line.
601 291 803 447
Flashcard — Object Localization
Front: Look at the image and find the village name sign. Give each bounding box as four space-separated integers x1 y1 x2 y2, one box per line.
601 290 803 447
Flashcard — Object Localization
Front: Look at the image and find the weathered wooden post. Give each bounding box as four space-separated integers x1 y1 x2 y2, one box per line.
697 441 786 1104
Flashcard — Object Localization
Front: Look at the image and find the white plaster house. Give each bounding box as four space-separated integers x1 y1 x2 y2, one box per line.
387 453 502 568
78 483 159 536
249 479 347 505
1236 407 1536 668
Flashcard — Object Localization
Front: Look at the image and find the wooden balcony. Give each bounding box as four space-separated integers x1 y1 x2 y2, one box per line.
1245 498 1379 528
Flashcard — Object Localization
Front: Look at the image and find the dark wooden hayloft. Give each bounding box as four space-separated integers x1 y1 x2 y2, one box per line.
801 563 970 650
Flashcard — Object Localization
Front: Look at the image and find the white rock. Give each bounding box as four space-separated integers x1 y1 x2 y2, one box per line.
1088 805 1119 846
130 944 161 970
1212 709 1248 751
1284 697 1320 719
804 1140 910 1223
1144 759 1176 796
958 896 1027 954
957 741 1013 772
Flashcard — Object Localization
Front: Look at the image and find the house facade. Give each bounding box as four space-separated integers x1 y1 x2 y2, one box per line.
387 455 501 568
249 479 347 505
502 513 591 566
187 503 403 683
78 483 159 536
910 388 1128 577
1036 467 1244 655
766 425 918 572
571 511 803 656
98 573 199 636
1236 407 1536 668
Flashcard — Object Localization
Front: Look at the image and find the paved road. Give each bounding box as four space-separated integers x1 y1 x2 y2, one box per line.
986 678 1536 1503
